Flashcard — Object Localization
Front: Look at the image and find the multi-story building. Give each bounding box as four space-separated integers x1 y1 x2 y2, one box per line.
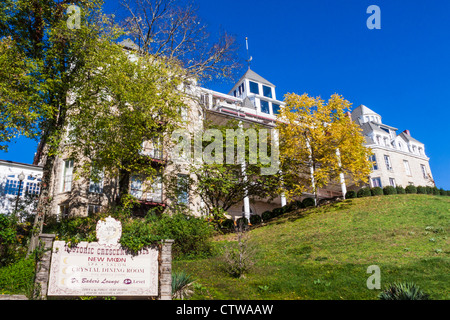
28 65 434 222
351 104 434 189
0 160 43 216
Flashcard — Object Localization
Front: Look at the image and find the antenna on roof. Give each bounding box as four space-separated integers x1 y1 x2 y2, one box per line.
245 37 252 69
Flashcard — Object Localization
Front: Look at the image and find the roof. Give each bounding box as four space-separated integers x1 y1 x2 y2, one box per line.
0 159 43 170
228 68 275 95
351 104 380 121
398 132 424 145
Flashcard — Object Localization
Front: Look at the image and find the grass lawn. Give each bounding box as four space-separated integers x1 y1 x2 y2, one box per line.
173 194 450 300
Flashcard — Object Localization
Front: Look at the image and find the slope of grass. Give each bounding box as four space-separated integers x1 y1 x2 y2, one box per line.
174 194 450 300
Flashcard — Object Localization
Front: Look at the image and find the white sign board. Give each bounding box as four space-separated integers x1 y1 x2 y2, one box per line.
47 217 159 297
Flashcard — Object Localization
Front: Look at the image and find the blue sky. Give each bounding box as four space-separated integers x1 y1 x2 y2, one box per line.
1 0 449 189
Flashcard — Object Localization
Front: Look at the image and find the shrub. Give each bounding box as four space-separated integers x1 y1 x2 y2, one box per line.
293 200 305 209
220 219 235 230
222 228 255 278
345 190 357 199
249 214 262 225
357 188 371 198
432 187 440 195
261 210 273 221
302 198 316 207
396 186 406 194
425 186 434 195
405 185 417 194
378 282 430 300
416 186 426 194
383 186 397 195
439 188 446 196
370 187 383 196
236 217 249 228
0 214 18 266
145 213 214 258
0 256 36 296
271 207 284 217
283 202 297 213
120 219 162 253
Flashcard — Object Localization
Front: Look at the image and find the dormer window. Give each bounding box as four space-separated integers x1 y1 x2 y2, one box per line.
272 103 280 115
249 81 259 94
260 100 270 114
262 85 272 98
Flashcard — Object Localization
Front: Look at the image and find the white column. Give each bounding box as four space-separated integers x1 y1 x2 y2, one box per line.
273 129 286 207
336 148 347 198
239 121 251 221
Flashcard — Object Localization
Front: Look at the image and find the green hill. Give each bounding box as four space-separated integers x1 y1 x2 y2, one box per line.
174 194 450 300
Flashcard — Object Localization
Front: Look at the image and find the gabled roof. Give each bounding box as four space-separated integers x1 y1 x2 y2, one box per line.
228 68 275 95
242 68 275 87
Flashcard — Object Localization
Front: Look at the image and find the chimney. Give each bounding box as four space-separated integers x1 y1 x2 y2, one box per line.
403 129 410 136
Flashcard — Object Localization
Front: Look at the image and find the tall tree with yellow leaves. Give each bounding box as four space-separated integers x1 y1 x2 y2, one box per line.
277 93 372 205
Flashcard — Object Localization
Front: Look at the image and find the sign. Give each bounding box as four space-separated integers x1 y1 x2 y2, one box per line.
47 217 159 297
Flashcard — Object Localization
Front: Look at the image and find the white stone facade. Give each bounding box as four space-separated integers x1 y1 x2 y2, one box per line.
0 160 43 216
351 105 434 189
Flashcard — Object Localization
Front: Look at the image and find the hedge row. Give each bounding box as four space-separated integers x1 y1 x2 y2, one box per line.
220 197 317 229
346 185 450 199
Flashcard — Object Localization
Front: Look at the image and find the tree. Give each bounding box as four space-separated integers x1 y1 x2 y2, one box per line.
166 120 281 221
277 93 372 204
0 0 239 254
120 0 240 83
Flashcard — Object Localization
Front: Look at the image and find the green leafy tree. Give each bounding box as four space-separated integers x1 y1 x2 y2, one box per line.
166 120 281 221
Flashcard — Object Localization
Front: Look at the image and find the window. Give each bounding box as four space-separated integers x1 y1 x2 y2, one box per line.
146 176 163 203
272 103 280 115
130 175 143 199
262 85 272 98
260 100 270 114
369 155 378 170
177 174 189 205
62 159 74 192
249 81 259 94
25 181 40 196
4 178 23 196
88 204 101 215
384 155 393 171
389 178 396 187
240 83 244 94
89 167 104 194
403 160 411 176
421 165 428 179
371 177 382 188
59 205 69 219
